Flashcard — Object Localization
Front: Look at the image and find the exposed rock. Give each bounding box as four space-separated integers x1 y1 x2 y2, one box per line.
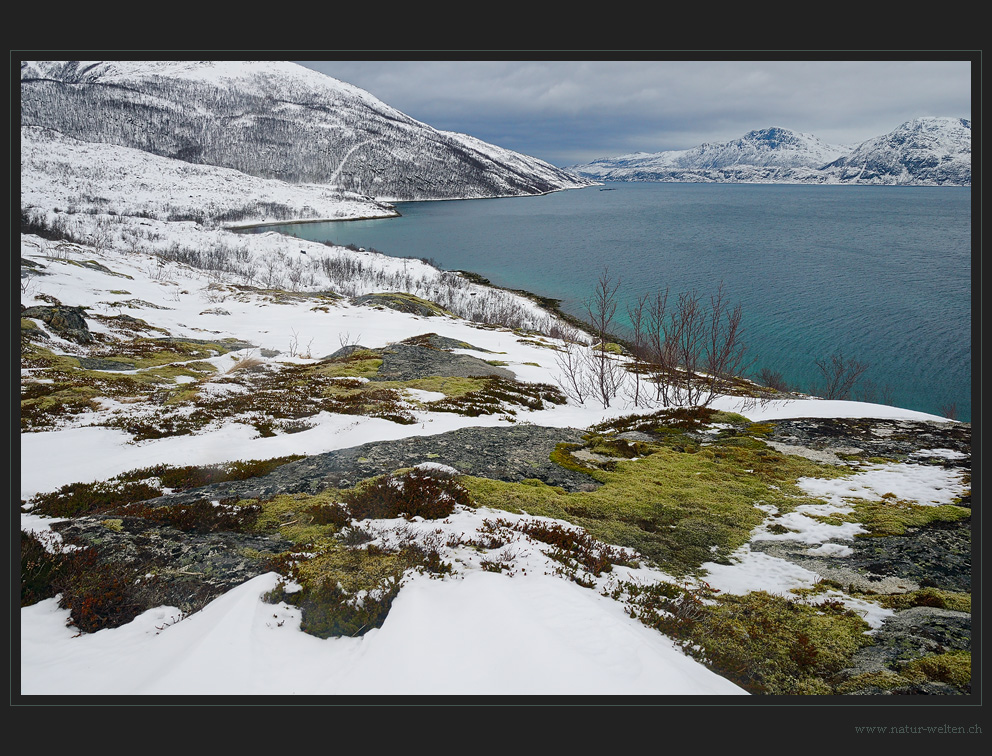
52 515 292 616
398 332 495 353
766 417 971 465
372 343 515 382
751 516 971 594
151 336 256 352
21 304 94 344
351 292 449 317
76 357 137 371
139 425 597 509
835 605 971 694
321 344 374 360
21 257 49 275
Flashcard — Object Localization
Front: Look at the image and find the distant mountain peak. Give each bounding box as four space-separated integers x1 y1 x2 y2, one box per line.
568 119 969 186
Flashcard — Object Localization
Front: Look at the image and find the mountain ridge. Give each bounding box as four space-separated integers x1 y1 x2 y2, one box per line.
569 118 971 186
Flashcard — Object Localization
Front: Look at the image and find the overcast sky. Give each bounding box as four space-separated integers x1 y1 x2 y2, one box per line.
295 58 973 167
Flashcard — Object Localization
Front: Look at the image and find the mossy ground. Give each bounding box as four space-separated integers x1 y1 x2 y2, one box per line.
21 339 222 432
21 298 970 690
30 456 305 518
834 651 971 694
464 421 845 575
22 328 567 439
845 498 970 536
622 582 873 694
253 469 465 637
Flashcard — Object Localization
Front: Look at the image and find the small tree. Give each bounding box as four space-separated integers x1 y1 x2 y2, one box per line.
698 283 749 407
812 352 869 400
584 267 626 408
645 287 673 406
625 292 651 407
757 367 792 393
553 324 590 405
639 282 748 409
665 290 707 406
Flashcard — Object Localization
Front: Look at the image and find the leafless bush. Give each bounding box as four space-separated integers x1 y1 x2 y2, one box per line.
584 267 626 408
625 292 651 407
757 367 792 393
855 378 895 407
227 351 264 374
287 329 314 359
554 330 590 405
20 273 39 298
339 331 363 348
812 352 869 400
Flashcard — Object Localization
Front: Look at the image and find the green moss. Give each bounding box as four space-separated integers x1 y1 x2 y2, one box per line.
594 341 624 354
359 292 452 317
422 376 566 418
901 651 971 689
315 356 383 380
548 442 609 482
466 439 839 575
20 338 227 430
21 385 103 427
709 411 751 425
843 499 971 537
30 456 305 518
834 670 910 694
626 585 873 694
872 587 971 613
747 422 776 436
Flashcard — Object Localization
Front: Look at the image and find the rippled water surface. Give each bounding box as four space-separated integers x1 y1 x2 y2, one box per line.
257 183 972 421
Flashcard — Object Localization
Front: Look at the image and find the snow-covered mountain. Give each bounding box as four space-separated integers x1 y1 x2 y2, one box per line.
19 60 593 202
569 119 971 186
820 117 972 186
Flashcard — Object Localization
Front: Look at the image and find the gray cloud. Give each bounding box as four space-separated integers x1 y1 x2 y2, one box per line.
295 59 972 166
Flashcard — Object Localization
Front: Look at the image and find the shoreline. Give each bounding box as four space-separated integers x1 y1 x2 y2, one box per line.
225 184 597 231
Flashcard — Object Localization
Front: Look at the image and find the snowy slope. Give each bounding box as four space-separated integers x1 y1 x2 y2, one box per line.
20 60 594 201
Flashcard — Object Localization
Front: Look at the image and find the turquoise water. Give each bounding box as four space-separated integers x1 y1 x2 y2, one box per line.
250 183 972 421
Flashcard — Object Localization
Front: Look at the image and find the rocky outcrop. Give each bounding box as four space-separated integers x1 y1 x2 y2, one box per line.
373 343 514 382
350 292 449 317
21 304 93 344
138 425 596 507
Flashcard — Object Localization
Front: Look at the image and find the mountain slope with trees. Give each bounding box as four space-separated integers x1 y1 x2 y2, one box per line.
20 60 593 202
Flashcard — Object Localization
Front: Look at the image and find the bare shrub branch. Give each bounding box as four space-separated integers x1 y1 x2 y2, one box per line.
812 352 870 400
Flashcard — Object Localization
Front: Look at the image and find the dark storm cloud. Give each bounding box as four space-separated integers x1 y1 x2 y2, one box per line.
295 59 973 166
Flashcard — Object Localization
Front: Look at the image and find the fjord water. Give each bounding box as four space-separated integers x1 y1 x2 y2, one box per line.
262 183 971 422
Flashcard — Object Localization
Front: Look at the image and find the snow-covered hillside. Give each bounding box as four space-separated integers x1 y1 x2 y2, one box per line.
20 60 594 202
19 216 968 697
569 119 971 186
821 117 972 186
17 61 972 701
